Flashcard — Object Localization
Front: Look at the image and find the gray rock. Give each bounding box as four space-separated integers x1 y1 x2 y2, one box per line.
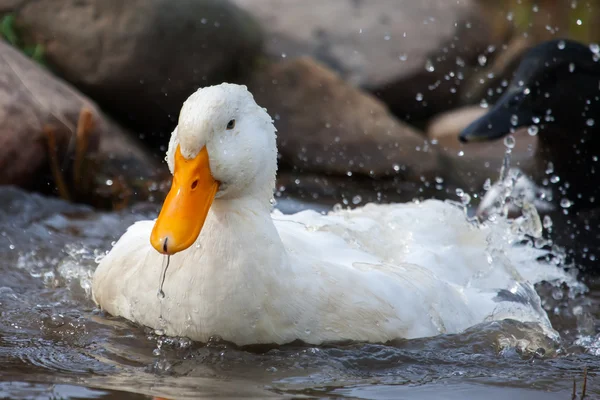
9 0 262 136
248 57 441 181
233 0 510 120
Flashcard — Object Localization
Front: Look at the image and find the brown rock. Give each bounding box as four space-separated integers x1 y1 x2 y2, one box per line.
248 57 441 181
0 39 101 187
9 0 263 139
0 39 165 207
233 0 511 120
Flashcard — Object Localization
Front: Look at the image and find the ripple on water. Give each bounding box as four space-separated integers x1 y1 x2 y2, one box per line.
0 187 597 399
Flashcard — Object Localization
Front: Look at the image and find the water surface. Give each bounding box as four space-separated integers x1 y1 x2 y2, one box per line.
0 187 597 399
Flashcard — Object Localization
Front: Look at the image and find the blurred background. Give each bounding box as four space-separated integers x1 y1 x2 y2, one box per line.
0 0 598 210
1 2 600 399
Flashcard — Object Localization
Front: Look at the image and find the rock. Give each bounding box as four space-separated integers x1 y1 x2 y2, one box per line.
233 0 511 120
427 105 488 141
276 170 448 210
8 0 262 141
0 39 99 187
426 106 538 193
0 39 166 208
248 57 441 181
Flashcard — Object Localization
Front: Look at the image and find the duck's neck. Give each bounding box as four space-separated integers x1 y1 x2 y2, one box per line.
190 191 288 276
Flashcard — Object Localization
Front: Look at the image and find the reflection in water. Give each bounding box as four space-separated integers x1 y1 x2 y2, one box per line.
0 186 597 399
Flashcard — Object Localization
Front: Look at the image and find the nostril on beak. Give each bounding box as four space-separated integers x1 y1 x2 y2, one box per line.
163 237 169 254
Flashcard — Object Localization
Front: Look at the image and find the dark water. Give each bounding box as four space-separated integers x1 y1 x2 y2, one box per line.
0 187 598 399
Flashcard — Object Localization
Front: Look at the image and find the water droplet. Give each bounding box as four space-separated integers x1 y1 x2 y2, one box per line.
510 115 519 127
590 43 600 54
560 198 572 208
352 195 362 205
527 125 539 136
587 118 595 127
543 215 553 229
569 63 575 73
552 287 564 301
416 93 424 101
504 135 516 149
478 54 487 66
461 192 471 206
483 178 492 190
47 313 65 328
392 164 400 172
424 59 435 72
557 40 566 50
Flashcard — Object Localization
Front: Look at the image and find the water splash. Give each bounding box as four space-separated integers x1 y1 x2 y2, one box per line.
476 136 553 225
474 136 573 275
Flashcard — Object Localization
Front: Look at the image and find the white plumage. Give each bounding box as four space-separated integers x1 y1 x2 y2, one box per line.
92 83 569 346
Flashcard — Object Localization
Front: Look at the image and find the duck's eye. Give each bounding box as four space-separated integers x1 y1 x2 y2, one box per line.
226 119 236 130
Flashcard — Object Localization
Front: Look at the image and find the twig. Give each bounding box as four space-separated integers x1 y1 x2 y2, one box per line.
73 106 94 188
582 367 588 399
44 126 71 201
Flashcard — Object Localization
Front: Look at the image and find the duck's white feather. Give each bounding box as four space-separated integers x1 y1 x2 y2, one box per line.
93 197 563 345
92 83 568 346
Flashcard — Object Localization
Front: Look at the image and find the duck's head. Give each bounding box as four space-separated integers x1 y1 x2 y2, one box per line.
150 83 277 255
459 39 600 143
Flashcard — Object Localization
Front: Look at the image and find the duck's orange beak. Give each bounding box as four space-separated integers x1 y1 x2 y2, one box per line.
150 145 219 255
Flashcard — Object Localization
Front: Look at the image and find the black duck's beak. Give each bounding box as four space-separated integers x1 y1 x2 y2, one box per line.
459 88 534 143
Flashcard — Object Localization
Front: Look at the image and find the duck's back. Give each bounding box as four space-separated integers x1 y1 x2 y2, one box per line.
273 199 569 340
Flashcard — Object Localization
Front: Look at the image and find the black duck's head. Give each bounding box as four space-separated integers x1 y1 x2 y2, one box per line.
460 39 600 143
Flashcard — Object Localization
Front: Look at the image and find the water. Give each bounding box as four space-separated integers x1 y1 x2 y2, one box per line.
0 186 598 399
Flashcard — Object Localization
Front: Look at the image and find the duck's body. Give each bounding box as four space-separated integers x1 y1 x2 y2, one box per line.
94 198 562 345
93 84 566 346
460 39 600 272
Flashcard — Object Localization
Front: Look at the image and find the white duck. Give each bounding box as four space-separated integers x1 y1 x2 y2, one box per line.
92 83 569 346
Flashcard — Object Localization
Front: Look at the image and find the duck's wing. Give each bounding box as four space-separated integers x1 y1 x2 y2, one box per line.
275 199 566 287
272 200 569 339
